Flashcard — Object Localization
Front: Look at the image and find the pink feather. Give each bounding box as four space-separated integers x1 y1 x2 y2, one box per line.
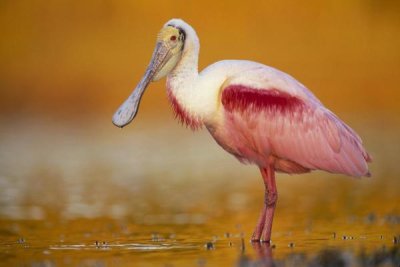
209 84 371 177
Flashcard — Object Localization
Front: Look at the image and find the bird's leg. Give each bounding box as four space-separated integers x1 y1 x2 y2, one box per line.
251 165 278 242
251 201 267 241
260 165 277 242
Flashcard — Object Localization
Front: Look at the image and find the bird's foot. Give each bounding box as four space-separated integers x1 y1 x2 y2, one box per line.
251 231 272 243
251 237 271 243
251 235 261 242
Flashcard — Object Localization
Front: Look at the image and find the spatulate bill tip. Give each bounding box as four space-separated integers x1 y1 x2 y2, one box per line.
112 109 134 128
112 120 125 128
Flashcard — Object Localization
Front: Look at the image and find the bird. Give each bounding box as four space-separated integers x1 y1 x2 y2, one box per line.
112 18 371 242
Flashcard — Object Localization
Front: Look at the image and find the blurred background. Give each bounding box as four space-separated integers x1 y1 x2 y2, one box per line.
1 0 400 117
0 1 400 264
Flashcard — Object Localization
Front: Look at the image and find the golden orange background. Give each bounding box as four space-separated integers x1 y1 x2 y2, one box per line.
1 0 399 119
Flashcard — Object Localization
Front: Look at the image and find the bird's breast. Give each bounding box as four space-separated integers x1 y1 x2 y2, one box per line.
166 85 203 130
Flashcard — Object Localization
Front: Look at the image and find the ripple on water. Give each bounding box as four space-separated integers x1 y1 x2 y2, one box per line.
49 242 200 251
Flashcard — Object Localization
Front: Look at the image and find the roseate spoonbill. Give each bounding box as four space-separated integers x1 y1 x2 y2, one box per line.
112 19 371 242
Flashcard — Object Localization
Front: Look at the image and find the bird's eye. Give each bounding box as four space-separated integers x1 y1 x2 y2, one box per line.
170 35 177 41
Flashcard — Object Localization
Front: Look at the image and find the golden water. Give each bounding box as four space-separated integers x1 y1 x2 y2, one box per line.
0 117 399 266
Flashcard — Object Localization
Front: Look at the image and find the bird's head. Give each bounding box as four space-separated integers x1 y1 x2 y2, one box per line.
151 22 186 80
112 18 195 127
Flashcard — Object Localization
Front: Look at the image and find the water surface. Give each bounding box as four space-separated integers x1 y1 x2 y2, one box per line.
0 117 399 266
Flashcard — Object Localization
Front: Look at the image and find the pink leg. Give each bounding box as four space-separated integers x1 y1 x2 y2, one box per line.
251 165 278 242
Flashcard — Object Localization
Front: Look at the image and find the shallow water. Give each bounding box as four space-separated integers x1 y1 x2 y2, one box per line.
0 117 399 266
1 217 399 266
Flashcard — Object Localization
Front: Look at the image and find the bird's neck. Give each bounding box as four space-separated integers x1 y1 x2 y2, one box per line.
168 42 199 83
166 42 204 130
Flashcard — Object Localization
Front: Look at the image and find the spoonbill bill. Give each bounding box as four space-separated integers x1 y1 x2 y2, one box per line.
112 19 371 242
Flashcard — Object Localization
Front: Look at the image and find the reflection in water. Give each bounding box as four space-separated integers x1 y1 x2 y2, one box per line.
240 242 400 267
252 242 273 260
238 242 274 267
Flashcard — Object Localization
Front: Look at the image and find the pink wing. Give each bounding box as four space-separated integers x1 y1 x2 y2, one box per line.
220 84 371 177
